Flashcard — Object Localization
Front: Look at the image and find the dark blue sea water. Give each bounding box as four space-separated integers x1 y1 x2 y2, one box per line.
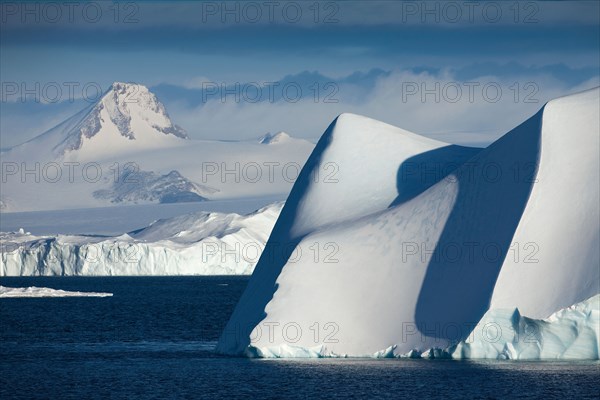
1 277 599 400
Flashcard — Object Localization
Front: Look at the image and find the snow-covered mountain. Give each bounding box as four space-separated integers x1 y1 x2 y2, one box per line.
93 169 217 204
217 88 600 360
1 83 315 212
1 202 282 276
10 82 188 160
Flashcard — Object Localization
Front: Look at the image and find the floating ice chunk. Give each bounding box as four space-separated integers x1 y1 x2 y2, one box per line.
246 344 326 358
373 345 397 358
0 286 113 298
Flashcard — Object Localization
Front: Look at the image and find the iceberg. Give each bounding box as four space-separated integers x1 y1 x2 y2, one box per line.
247 295 599 360
1 203 281 276
217 88 600 359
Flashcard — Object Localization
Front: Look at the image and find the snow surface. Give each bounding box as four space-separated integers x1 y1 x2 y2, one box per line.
0 286 112 298
1 83 314 212
1 203 282 276
217 88 600 360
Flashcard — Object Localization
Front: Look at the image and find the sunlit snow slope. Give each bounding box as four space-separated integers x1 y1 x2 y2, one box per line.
217 88 600 360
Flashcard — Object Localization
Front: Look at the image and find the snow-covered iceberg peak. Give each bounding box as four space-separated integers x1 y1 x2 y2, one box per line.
217 88 600 359
217 112 481 356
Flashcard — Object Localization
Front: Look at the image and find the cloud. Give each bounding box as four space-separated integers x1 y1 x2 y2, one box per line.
165 67 599 147
2 64 598 148
1 1 597 31
181 76 214 90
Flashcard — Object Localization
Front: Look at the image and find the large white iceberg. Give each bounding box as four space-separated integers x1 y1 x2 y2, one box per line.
0 203 281 276
217 88 600 360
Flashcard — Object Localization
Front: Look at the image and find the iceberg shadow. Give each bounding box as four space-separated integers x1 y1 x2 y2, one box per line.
411 107 544 343
391 144 480 207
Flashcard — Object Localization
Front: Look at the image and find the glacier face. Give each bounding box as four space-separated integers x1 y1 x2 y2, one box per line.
217 88 600 359
0 203 282 276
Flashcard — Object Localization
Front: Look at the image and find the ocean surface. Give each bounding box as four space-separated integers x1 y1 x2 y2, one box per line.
1 277 598 399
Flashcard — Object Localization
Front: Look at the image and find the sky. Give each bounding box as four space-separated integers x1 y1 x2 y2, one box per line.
1 0 599 148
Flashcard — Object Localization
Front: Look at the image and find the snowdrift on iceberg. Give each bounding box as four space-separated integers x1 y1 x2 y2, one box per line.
217 88 600 360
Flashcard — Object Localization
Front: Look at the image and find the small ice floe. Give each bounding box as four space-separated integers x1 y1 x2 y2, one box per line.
0 286 113 298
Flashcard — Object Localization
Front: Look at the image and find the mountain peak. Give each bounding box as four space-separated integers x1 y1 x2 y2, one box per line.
47 82 188 156
104 82 187 137
108 82 158 106
259 131 291 144
111 81 143 90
